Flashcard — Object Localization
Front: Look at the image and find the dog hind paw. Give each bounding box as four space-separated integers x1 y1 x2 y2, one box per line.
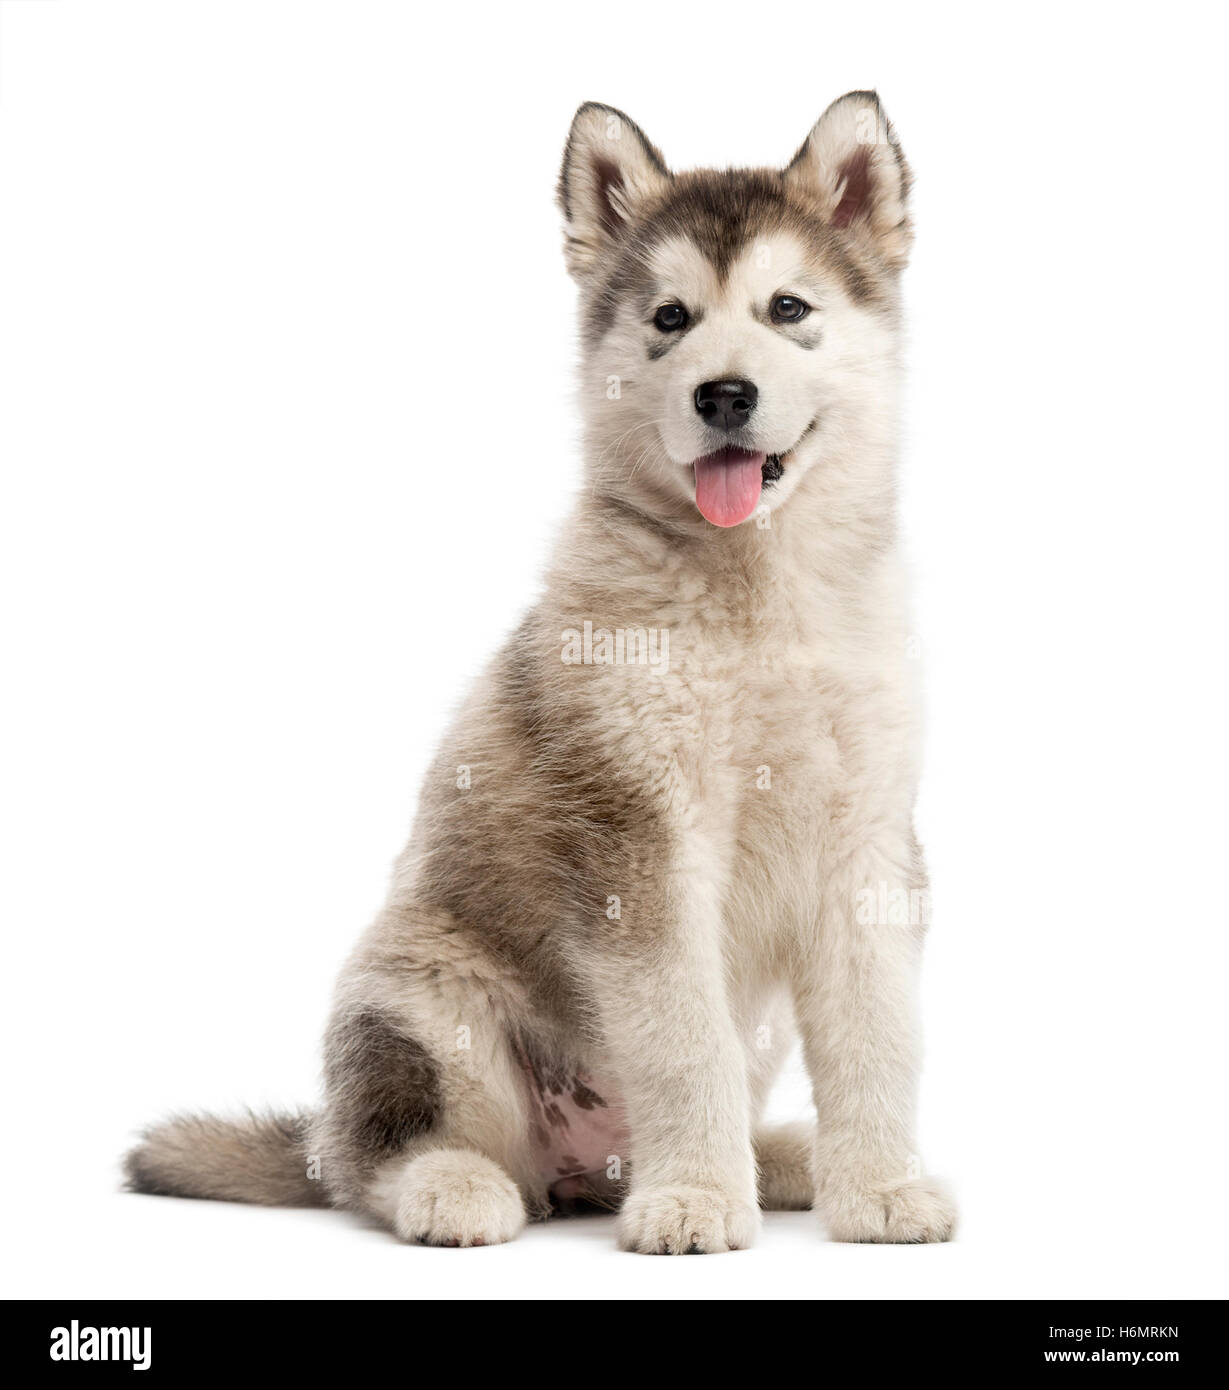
392 1149 526 1248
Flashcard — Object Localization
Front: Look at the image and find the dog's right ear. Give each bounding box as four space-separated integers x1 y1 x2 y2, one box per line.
558 103 671 280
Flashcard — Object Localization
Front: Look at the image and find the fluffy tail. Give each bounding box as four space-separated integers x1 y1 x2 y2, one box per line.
124 1110 327 1207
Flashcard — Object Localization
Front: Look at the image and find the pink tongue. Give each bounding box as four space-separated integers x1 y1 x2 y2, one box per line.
693 448 766 527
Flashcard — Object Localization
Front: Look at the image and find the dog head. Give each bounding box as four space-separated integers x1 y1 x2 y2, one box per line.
559 93 911 529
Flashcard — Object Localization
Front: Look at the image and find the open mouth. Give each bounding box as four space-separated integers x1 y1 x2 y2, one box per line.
691 420 816 527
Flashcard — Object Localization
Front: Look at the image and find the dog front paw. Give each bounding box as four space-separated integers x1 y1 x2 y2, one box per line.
820 1175 956 1244
618 1184 760 1254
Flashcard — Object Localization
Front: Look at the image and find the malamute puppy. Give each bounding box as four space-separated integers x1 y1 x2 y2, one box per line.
127 92 955 1252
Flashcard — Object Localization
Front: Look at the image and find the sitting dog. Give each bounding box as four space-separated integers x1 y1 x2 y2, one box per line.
126 92 956 1252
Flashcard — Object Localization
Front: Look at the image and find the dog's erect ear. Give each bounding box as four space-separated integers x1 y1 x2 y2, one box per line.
785 91 912 270
558 103 671 279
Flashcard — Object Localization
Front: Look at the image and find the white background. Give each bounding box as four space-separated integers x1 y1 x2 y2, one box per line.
2 0 1226 1300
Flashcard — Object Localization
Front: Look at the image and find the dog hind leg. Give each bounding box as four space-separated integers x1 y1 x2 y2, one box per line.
312 906 543 1247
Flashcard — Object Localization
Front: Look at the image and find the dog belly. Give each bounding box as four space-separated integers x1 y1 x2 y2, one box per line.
532 1080 628 1199
515 1042 629 1200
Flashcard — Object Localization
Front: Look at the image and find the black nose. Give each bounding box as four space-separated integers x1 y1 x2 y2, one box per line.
694 379 758 432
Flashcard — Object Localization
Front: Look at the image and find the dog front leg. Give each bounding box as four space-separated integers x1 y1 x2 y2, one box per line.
794 835 956 1242
584 873 759 1254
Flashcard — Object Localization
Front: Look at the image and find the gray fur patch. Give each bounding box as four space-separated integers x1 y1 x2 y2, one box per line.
322 1008 440 1162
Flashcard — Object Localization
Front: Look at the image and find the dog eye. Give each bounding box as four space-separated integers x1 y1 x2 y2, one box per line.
653 303 688 332
770 295 810 324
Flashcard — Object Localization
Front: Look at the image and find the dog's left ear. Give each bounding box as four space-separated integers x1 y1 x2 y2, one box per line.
785 91 912 270
558 103 671 280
